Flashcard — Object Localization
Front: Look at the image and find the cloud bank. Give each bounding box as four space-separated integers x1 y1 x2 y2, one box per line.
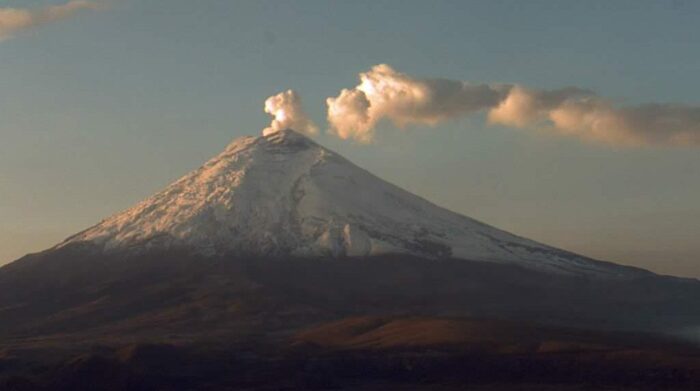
263 90 318 136
326 64 700 146
0 1 100 41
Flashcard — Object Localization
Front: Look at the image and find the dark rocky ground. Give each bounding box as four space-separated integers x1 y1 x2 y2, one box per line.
2 316 700 390
2 246 700 389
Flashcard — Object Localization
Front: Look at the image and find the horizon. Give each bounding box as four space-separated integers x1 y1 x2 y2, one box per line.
1 1 699 278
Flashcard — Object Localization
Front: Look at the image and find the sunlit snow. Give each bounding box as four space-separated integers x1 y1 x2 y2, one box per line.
59 129 642 278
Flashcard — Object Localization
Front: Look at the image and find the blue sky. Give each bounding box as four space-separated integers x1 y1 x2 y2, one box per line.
1 0 699 276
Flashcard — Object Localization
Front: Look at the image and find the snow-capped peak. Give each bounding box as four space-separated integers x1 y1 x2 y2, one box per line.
59 129 644 278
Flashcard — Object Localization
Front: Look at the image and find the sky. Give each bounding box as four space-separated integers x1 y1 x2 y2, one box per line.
1 0 699 277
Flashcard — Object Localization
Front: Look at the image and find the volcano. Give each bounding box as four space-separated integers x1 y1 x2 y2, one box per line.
1 129 699 341
3 129 700 389
55 129 644 277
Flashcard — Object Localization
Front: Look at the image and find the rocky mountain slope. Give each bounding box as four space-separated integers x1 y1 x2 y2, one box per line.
58 129 645 278
0 128 698 342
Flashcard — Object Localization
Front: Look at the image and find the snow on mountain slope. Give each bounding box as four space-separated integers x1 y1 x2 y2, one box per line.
59 129 645 278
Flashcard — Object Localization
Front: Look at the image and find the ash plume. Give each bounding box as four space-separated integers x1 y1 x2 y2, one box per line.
326 64 509 142
263 90 318 136
326 64 700 146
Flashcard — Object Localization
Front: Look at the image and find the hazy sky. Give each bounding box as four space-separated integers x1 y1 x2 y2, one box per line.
1 0 699 277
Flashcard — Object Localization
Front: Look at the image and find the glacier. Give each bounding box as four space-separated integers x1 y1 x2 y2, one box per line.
58 129 647 278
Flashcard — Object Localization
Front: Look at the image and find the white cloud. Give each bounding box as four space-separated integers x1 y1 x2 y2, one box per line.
0 1 101 41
